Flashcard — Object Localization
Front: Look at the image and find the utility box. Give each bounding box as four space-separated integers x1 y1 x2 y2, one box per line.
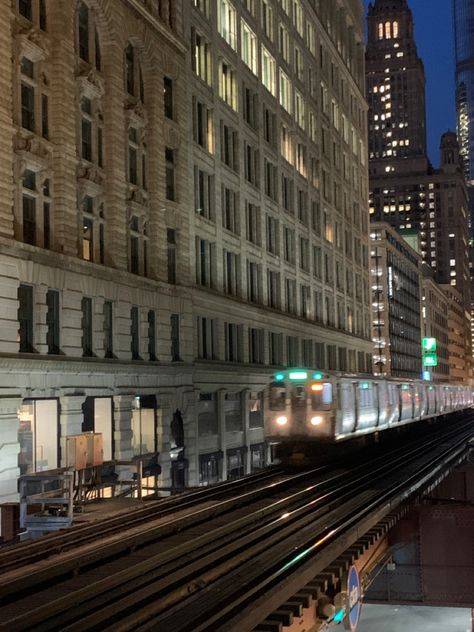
86 433 104 466
66 435 88 469
66 433 104 469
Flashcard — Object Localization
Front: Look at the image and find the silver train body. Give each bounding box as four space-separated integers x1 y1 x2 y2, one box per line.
264 370 473 444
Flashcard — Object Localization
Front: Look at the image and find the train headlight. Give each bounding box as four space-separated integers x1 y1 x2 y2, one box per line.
276 416 288 426
310 416 323 426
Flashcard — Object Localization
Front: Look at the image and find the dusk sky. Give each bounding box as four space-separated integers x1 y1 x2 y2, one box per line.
363 0 456 167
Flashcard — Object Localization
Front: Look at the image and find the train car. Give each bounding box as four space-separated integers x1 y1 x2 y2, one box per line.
265 369 473 449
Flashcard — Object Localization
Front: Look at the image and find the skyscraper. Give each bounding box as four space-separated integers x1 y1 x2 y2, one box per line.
367 0 471 381
454 0 474 187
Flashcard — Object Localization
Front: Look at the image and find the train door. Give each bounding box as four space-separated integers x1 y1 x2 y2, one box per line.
377 382 388 428
337 381 356 436
356 382 378 431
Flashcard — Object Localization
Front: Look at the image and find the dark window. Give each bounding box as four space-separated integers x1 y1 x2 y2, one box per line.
99 222 105 264
81 297 93 356
170 313 180 361
147 310 156 361
167 228 177 284
22 195 36 245
43 201 50 249
128 145 137 184
103 300 113 358
18 284 34 353
125 44 135 95
130 234 139 274
39 0 47 30
97 127 103 167
41 94 49 138
95 28 101 70
21 82 35 131
46 289 60 354
83 217 93 261
165 147 175 200
164 76 173 119
78 2 89 62
81 118 92 161
131 306 140 360
18 0 32 20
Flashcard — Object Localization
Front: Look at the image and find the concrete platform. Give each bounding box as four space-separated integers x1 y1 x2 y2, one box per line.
72 496 160 524
359 604 472 632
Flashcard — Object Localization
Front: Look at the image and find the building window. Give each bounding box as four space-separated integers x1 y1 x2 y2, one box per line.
77 2 101 70
266 215 279 256
245 201 260 245
249 328 264 364
165 147 175 200
279 70 292 113
164 76 174 119
125 43 144 100
147 310 156 361
262 0 274 40
222 186 239 234
219 60 238 110
20 57 35 132
128 213 148 276
191 28 212 85
247 260 261 303
194 167 214 219
167 228 177 284
223 250 240 296
103 300 113 358
243 142 259 186
193 97 214 151
18 284 34 353
79 94 104 167
220 122 239 171
261 47 276 95
196 238 215 287
267 269 280 309
22 192 36 246
81 297 93 357
264 159 278 201
225 322 242 362
218 0 237 49
46 289 60 354
19 0 32 20
241 21 257 73
170 313 180 361
197 316 216 360
285 278 297 315
131 306 140 360
269 332 283 365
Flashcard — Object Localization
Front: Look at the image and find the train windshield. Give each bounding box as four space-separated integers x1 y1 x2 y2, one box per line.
291 385 306 409
311 383 332 411
269 382 286 411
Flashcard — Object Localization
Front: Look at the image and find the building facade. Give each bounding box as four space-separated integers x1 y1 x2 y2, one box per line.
366 0 471 382
421 271 450 382
0 0 372 502
370 222 422 378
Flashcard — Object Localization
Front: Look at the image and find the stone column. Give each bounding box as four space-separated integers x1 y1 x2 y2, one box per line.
242 390 251 474
113 395 134 461
0 256 19 353
0 397 23 502
217 389 227 481
59 395 86 467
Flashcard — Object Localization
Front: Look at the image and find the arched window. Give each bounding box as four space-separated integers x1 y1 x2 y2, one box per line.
378 22 384 40
385 21 391 39
77 2 101 70
125 44 144 101
392 21 399 38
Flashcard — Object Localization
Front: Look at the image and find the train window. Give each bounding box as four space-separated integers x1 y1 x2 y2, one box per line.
269 382 286 411
291 385 306 409
312 383 332 410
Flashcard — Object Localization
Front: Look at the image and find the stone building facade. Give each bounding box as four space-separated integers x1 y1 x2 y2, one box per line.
0 0 372 502
370 222 422 378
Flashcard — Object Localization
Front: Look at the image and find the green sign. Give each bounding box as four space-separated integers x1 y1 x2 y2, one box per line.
422 338 437 352
423 353 438 367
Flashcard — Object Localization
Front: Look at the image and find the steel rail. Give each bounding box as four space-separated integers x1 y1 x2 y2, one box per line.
1 415 471 631
94 417 474 632
154 419 474 632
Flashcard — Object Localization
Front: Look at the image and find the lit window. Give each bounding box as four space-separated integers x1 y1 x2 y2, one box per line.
218 0 237 49
241 21 257 74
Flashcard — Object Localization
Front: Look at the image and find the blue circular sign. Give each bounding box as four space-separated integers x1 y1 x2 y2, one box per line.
347 565 362 631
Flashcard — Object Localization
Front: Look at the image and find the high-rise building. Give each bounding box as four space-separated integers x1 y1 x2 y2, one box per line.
0 0 372 502
454 0 474 187
366 0 471 381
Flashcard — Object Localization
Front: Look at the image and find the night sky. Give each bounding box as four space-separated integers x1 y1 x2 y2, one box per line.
363 0 456 167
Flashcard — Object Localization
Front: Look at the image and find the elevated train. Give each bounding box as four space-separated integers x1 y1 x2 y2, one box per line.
265 369 473 451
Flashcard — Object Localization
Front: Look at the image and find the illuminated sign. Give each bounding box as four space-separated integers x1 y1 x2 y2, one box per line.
313 372 324 380
422 338 437 352
289 371 308 380
422 371 432 381
347 566 362 631
423 353 438 367
275 373 285 381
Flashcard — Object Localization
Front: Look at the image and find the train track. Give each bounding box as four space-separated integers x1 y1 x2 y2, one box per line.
0 414 473 631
